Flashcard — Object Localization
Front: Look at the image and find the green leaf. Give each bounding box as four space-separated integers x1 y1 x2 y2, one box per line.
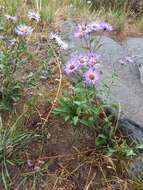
90 38 94 44
107 147 117 156
73 101 82 106
136 144 143 149
82 47 91 51
96 134 107 146
126 149 136 156
77 107 81 115
79 119 91 127
73 116 78 126
53 108 67 114
2 168 8 190
0 64 4 70
65 115 70 122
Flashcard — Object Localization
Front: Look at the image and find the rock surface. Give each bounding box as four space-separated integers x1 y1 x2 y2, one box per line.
60 21 143 142
128 153 143 181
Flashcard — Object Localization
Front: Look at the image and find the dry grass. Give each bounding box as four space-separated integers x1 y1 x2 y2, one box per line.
90 0 143 16
0 0 143 35
0 0 143 189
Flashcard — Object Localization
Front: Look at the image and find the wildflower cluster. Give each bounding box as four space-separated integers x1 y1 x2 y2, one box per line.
0 10 41 111
64 52 100 86
55 20 130 154
4 10 40 37
64 21 112 87
54 21 114 131
74 21 112 38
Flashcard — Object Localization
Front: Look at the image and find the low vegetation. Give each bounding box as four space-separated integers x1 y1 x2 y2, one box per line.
0 0 143 189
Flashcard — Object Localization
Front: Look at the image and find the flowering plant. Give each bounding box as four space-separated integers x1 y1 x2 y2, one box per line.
15 24 33 36
64 21 113 84
28 10 40 22
0 11 39 112
5 15 18 22
54 22 139 154
0 41 28 111
54 21 116 146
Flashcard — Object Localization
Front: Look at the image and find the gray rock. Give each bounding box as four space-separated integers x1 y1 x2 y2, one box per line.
139 65 143 85
125 37 143 56
119 118 143 143
60 21 143 139
123 37 143 85
60 20 79 58
97 36 124 65
128 154 143 182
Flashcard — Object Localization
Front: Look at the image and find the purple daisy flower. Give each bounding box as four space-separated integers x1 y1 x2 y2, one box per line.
15 24 33 36
76 53 89 67
98 22 113 32
64 59 80 75
27 160 34 168
84 68 100 86
125 56 134 64
88 52 100 67
5 15 18 22
119 56 136 65
8 38 17 46
0 35 5 40
28 10 40 22
88 22 101 32
74 23 93 38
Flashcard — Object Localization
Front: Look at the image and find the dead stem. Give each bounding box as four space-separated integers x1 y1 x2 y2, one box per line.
41 41 62 127
39 148 96 161
84 172 96 190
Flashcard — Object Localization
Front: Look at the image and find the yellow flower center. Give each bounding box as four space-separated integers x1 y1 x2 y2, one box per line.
69 65 75 70
91 59 96 65
89 74 95 80
21 27 28 33
80 58 86 64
